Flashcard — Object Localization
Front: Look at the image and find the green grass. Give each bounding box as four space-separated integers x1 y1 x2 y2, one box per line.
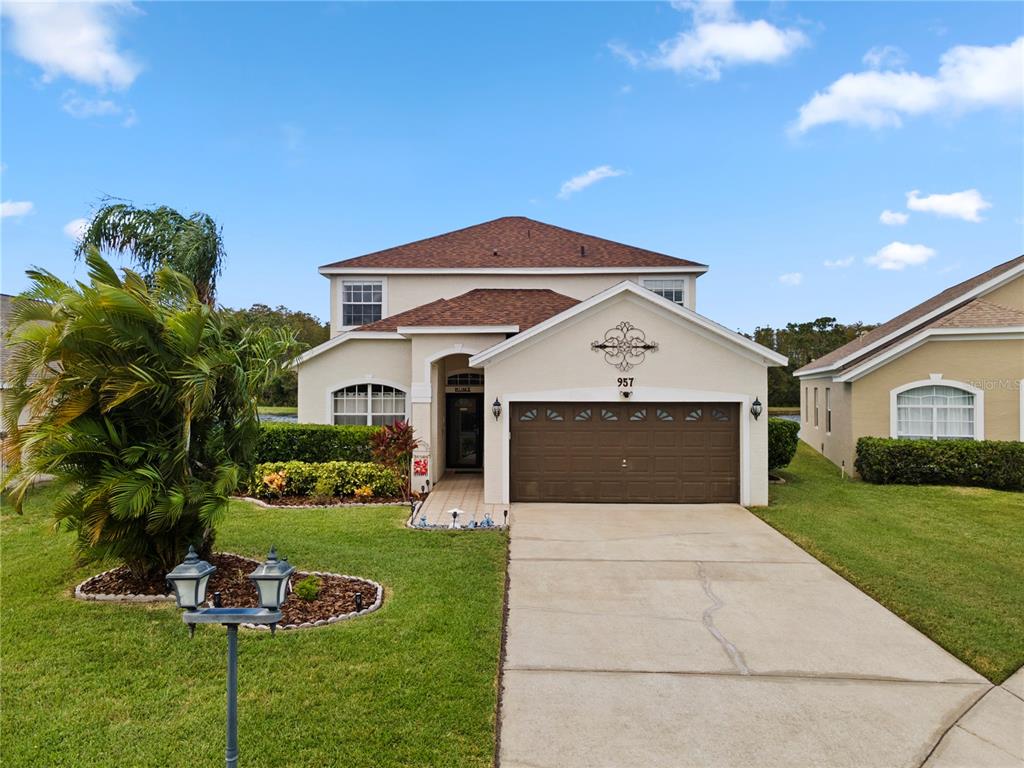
1 487 507 767
257 405 297 416
755 443 1024 684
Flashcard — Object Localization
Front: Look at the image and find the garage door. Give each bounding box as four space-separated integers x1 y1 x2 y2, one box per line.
510 402 739 503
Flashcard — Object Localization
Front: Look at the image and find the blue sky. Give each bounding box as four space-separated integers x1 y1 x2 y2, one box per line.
2 1 1022 332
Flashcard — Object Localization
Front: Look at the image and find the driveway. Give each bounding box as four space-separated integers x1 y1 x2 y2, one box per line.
498 503 1003 768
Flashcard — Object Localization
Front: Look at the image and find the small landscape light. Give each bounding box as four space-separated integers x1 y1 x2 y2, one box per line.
248 546 295 610
166 545 216 610
355 592 363 612
492 398 502 421
750 397 763 420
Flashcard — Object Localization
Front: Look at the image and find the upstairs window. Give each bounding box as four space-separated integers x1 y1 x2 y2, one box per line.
342 281 383 326
332 384 406 426
642 279 686 306
896 385 975 440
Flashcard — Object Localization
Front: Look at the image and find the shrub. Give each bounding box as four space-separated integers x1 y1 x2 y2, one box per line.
855 437 1024 491
294 575 321 601
371 421 420 498
768 418 800 471
249 460 402 500
255 423 379 463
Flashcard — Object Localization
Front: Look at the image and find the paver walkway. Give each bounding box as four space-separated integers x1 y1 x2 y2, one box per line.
414 472 505 526
498 503 1017 768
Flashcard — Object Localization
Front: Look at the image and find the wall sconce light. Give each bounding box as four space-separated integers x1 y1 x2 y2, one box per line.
492 398 502 421
750 397 763 420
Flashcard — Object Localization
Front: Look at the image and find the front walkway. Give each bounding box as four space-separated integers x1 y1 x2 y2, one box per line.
414 472 506 526
498 503 1011 768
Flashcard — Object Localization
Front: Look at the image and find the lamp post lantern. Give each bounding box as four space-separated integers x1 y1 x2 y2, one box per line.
167 545 294 768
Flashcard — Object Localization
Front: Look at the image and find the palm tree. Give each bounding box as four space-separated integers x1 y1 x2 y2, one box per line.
75 202 226 305
2 249 298 578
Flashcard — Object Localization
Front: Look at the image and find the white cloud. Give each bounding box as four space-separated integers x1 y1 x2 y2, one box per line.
612 0 807 81
823 256 855 268
778 272 803 286
63 217 89 241
863 45 908 70
794 36 1023 133
558 165 626 199
866 242 937 271
1 3 141 90
879 209 909 226
61 91 122 118
1 201 34 219
906 189 991 222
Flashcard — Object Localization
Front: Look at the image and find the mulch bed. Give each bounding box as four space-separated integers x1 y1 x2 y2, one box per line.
78 553 381 626
257 495 406 507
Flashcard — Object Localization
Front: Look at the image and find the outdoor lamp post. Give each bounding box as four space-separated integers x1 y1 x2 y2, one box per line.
167 545 294 768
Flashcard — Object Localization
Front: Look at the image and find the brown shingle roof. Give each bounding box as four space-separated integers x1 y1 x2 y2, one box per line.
357 288 580 332
795 255 1024 375
931 298 1024 329
320 216 705 271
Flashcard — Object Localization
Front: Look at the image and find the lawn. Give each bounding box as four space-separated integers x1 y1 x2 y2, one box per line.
1 487 507 767
756 442 1024 684
257 405 298 416
767 406 799 416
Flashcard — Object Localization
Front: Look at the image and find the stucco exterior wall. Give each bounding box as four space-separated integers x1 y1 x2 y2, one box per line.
479 293 771 506
981 274 1023 311
328 273 699 335
295 339 412 424
799 378 855 474
851 338 1024 449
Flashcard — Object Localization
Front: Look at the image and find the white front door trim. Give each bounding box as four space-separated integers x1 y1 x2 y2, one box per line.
498 386 752 506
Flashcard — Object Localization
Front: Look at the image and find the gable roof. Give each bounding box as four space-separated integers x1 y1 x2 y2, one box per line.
930 297 1024 328
795 255 1024 377
319 216 707 272
469 281 787 368
356 288 579 332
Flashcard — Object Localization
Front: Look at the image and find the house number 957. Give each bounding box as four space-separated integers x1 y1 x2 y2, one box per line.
617 377 634 387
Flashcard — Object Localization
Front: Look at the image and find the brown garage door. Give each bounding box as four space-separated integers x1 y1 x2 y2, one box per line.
510 402 739 503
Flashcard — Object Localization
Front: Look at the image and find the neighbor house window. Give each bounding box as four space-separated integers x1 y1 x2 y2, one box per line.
642 279 686 306
804 387 808 422
342 281 383 326
825 388 831 434
813 388 819 427
896 385 974 440
332 384 406 426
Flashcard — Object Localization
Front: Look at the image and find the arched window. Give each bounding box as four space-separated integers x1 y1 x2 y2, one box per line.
895 384 975 440
332 384 406 426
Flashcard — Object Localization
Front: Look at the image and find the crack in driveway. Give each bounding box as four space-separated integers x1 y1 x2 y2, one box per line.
697 561 750 675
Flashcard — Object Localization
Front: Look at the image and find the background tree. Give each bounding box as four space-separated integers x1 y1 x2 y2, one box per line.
221 304 329 405
750 317 877 406
75 202 226 305
2 250 299 578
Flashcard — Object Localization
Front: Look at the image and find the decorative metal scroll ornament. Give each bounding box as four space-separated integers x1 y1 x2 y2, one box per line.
591 321 659 371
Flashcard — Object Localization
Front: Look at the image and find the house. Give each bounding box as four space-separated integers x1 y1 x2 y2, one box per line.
295 217 786 506
794 255 1024 473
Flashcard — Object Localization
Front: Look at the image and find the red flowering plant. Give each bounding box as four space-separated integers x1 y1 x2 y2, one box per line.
413 457 429 477
370 421 421 499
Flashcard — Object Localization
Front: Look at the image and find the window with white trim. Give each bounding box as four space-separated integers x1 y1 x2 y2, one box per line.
332 384 406 426
642 278 686 306
825 388 831 434
342 281 383 326
896 385 974 440
813 387 819 427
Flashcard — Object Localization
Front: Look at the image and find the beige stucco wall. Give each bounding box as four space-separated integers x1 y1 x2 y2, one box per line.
981 274 1023 311
328 273 699 335
479 292 772 506
851 337 1024 447
295 339 412 424
799 378 855 474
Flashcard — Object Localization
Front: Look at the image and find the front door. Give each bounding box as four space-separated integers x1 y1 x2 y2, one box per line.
446 394 484 469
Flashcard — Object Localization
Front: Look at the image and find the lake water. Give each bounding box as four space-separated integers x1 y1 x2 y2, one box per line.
259 413 298 423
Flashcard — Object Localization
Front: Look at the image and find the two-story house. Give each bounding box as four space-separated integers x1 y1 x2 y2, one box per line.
295 217 786 506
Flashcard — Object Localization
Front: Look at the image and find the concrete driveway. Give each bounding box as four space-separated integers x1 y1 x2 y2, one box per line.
498 503 1006 768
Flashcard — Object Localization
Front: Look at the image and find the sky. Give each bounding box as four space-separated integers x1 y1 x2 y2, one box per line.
2 1 1022 333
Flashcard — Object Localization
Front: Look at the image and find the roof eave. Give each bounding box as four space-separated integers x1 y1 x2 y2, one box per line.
318 264 709 276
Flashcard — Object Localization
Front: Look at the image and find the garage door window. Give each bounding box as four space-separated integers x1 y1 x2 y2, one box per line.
574 408 592 421
601 408 618 421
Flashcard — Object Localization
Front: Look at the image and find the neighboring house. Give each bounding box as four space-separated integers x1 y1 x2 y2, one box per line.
794 255 1024 474
295 216 786 506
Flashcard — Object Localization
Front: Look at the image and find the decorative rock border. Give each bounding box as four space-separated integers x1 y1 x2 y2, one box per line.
244 573 384 631
75 566 175 603
74 559 384 632
405 500 508 532
237 496 408 510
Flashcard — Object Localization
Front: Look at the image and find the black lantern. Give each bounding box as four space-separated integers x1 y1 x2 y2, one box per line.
166 545 217 610
750 397 763 420
248 546 295 610
492 398 502 421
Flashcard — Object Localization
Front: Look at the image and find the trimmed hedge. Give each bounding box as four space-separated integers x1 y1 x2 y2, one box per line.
255 423 380 464
855 437 1024 491
250 460 402 500
768 418 800 471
